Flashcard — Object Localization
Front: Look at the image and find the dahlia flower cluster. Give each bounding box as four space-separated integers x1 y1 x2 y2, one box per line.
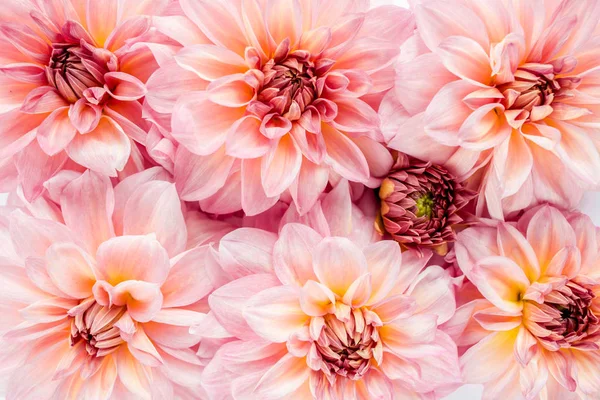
0 0 598 399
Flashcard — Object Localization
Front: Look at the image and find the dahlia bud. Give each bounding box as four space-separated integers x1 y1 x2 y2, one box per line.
375 153 476 255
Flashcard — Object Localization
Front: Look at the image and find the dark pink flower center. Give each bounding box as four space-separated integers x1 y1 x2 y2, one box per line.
46 29 118 103
314 311 381 383
70 301 126 358
528 280 600 351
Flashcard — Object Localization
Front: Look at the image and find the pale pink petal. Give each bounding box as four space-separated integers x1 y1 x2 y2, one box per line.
172 92 245 156
243 285 309 343
321 123 369 183
253 353 310 400
460 330 518 384
85 0 117 47
526 205 577 269
36 107 77 155
179 0 247 55
473 306 522 331
0 109 45 159
110 280 163 323
363 241 401 305
68 99 101 134
46 242 95 299
437 35 492 86
209 273 281 340
469 256 529 313
162 246 213 308
66 116 131 177
15 141 67 202
104 72 147 102
261 135 302 197
406 266 456 324
241 158 280 216
60 170 115 254
290 159 329 215
174 146 234 202
312 237 368 296
123 181 186 257
265 0 302 46
415 1 489 50
225 116 271 159
273 223 321 287
95 235 170 285
299 280 336 317
218 227 277 279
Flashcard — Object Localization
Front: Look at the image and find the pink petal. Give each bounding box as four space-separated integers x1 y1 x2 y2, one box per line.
123 181 187 257
85 0 117 47
321 123 369 183
407 266 456 324
174 44 247 81
241 158 280 216
460 331 517 384
110 280 163 323
243 285 308 343
273 223 321 287
66 116 131 177
95 235 170 285
415 1 489 50
0 109 45 159
46 242 96 299
312 237 368 296
104 72 147 102
218 227 277 279
20 87 68 114
209 273 281 341
179 0 247 55
261 135 302 197
68 98 101 134
290 159 329 216
473 307 522 331
15 141 67 202
363 241 402 305
60 170 115 254
469 256 529 314
36 107 77 155
437 35 492 86
526 205 577 269
299 280 336 317
8 210 74 260
253 353 310 399
172 92 244 156
174 146 234 201
497 223 540 282
161 246 213 308
207 74 255 107
331 97 380 133
225 116 271 159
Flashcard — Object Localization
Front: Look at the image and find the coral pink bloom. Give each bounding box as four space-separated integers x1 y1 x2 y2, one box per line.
386 0 600 219
196 188 461 399
449 205 600 399
0 169 229 399
145 0 414 216
0 0 172 200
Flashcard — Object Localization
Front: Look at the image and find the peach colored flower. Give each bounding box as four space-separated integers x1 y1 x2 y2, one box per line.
145 0 414 216
449 205 600 399
194 189 461 399
0 169 230 399
0 0 172 201
386 0 600 219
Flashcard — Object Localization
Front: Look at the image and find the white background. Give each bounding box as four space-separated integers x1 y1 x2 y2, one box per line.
374 0 600 399
2 1 598 400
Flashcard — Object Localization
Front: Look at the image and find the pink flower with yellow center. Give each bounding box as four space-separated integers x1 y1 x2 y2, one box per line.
145 0 414 216
194 201 461 398
387 0 600 219
0 169 229 399
0 0 171 200
450 205 600 399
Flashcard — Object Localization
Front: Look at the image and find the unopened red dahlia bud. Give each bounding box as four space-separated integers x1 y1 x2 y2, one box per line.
375 153 476 255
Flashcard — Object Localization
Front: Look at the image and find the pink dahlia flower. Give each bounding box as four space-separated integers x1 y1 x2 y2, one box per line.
0 0 172 200
387 0 600 219
450 205 600 399
376 152 476 255
146 0 414 216
197 207 461 398
0 169 229 399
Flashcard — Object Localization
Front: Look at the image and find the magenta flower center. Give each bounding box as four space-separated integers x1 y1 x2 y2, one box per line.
314 311 381 382
527 280 599 351
70 301 126 358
